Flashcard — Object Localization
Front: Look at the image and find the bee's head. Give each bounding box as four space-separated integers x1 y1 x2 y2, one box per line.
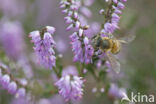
95 37 103 47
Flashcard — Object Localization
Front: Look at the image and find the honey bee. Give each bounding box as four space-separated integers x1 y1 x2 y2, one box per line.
93 34 135 73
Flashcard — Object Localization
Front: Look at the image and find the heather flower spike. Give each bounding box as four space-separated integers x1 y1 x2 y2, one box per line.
100 0 127 36
0 64 27 97
60 0 94 64
29 26 56 69
8 81 17 94
55 75 84 101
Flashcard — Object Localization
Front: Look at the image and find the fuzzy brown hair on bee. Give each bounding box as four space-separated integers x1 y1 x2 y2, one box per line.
93 35 121 54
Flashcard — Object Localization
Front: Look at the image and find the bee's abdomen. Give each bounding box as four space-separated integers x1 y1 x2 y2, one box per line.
111 40 120 54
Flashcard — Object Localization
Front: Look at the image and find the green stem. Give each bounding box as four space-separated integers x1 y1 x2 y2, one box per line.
53 67 61 78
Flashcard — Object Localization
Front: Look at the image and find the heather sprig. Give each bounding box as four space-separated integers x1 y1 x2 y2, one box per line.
55 66 84 101
29 26 56 69
60 0 94 64
0 63 26 97
100 0 127 36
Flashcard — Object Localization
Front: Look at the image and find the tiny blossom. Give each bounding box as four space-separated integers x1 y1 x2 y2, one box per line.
112 13 120 22
55 75 84 101
84 43 94 64
66 24 74 30
16 88 26 98
100 88 105 93
29 26 56 69
104 23 114 33
99 9 105 15
8 81 17 94
79 29 83 37
113 0 118 4
64 16 73 24
1 74 10 88
46 26 56 34
75 21 80 28
92 87 97 93
117 2 125 9
83 69 87 74
96 60 102 69
105 0 109 2
114 9 122 14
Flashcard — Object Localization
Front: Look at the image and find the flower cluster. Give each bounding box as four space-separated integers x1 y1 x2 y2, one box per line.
55 66 84 101
29 26 56 69
60 0 94 64
70 32 94 64
100 0 127 36
0 64 26 97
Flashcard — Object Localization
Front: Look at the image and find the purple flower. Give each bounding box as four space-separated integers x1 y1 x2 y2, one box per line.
1 74 10 88
16 88 26 98
117 2 125 9
96 60 102 69
99 9 105 15
55 75 84 101
113 0 118 4
29 27 56 69
64 16 73 24
112 13 120 23
8 81 17 94
114 9 122 14
70 33 94 64
104 23 114 33
84 43 94 64
46 26 56 34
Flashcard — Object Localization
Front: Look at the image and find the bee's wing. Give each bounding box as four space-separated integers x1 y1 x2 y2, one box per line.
118 33 136 44
106 53 120 74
